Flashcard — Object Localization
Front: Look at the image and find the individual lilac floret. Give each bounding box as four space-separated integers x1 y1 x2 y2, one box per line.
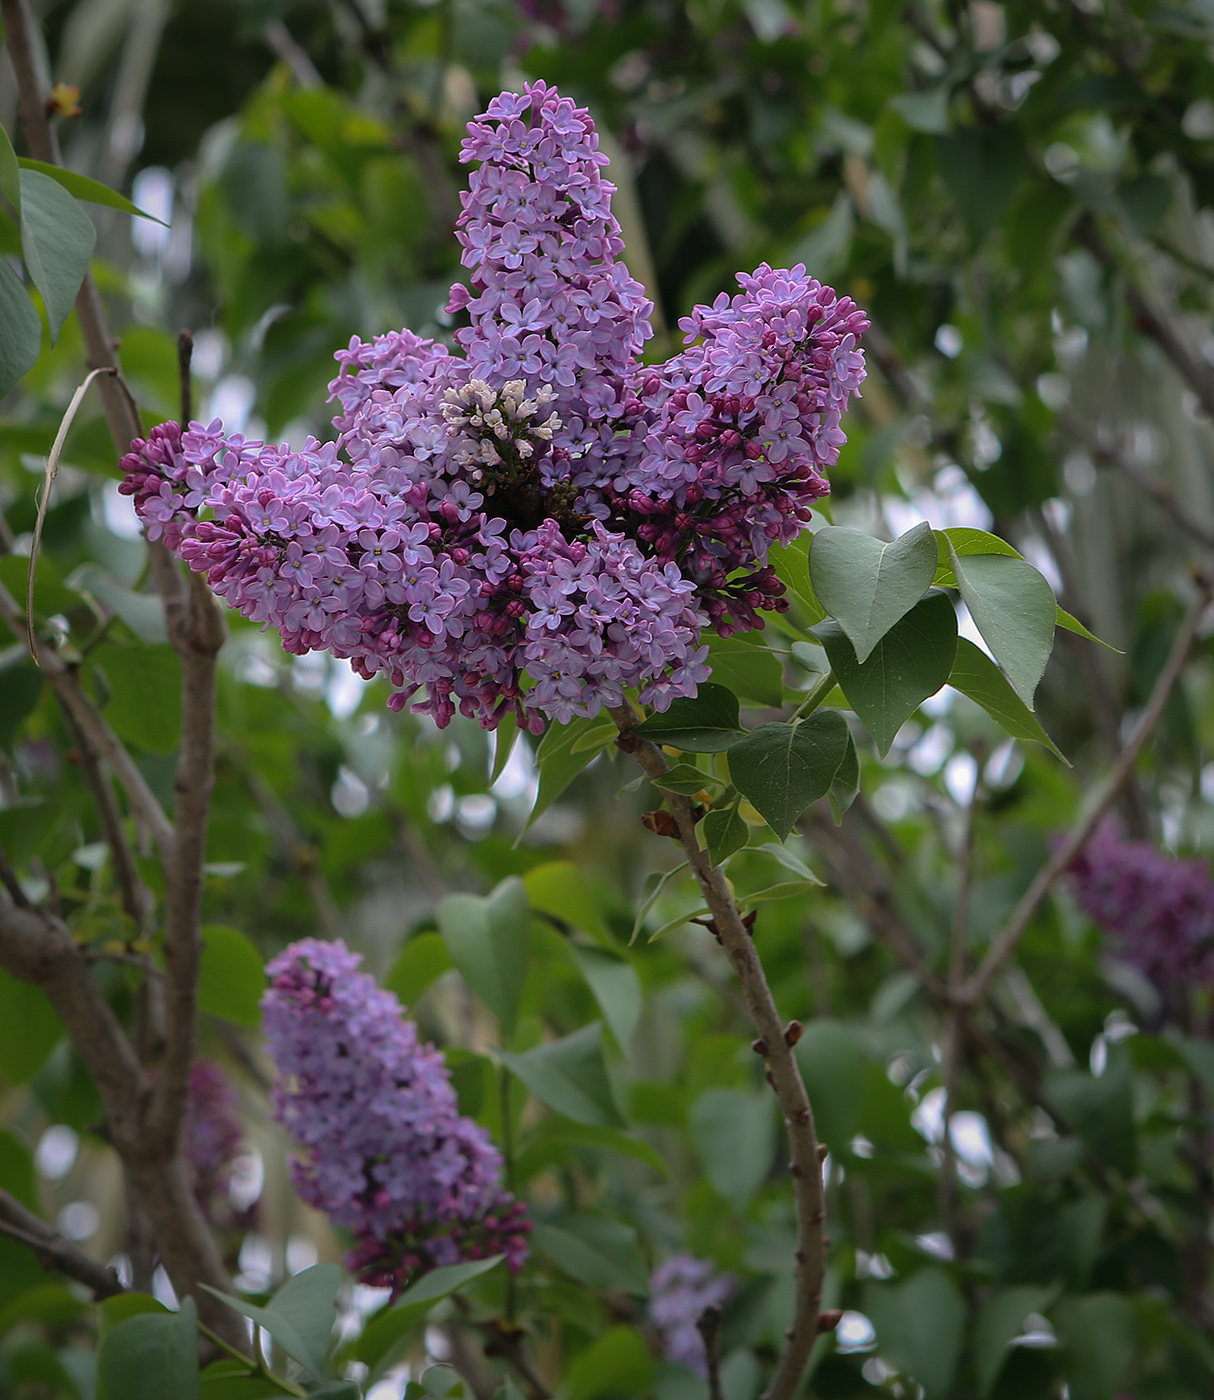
118 81 866 729
1066 821 1214 984
262 939 529 1294
184 1058 253 1232
649 1253 733 1377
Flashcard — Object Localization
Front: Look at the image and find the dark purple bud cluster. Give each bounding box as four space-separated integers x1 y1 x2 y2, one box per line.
119 82 866 730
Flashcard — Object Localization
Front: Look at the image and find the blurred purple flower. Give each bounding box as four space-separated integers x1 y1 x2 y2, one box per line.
1066 821 1214 984
262 938 529 1295
184 1058 254 1232
649 1252 733 1376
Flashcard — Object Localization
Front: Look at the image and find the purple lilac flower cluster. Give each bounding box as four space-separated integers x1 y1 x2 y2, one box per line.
262 938 529 1294
1066 822 1214 983
119 83 866 730
648 1253 733 1376
183 1058 253 1232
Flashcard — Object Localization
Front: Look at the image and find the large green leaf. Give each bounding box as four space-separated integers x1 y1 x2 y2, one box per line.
97 1297 199 1400
499 1022 624 1127
384 932 452 1007
0 258 41 398
948 546 1056 708
438 877 530 1034
18 168 95 344
563 1327 654 1400
795 1019 867 1152
197 925 265 1029
527 715 611 827
1053 1293 1136 1400
1046 1049 1135 1176
818 590 957 756
350 1257 504 1373
91 642 182 754
203 1264 341 1381
704 632 785 706
0 122 20 217
0 966 62 1084
727 711 850 839
809 522 937 662
572 946 641 1050
532 1216 649 1294
523 860 610 941
865 1268 966 1400
17 159 167 223
975 1285 1055 1396
948 638 1065 759
632 683 744 752
937 125 1025 242
691 1088 776 1206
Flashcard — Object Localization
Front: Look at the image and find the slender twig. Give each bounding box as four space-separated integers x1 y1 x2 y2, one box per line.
0 841 31 908
0 1189 125 1299
262 19 325 89
610 707 826 1400
178 331 193 426
697 1304 726 1400
963 576 1211 1004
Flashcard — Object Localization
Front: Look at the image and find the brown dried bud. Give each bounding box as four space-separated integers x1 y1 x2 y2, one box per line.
615 731 640 754
751 1038 768 1057
817 1309 844 1334
784 1019 804 1046
641 809 680 838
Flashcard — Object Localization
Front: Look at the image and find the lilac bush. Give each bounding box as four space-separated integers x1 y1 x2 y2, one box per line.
648 1252 734 1376
119 82 866 731
1066 822 1214 983
262 938 529 1293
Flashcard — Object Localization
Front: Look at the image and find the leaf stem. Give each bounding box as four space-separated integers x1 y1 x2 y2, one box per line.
792 669 836 721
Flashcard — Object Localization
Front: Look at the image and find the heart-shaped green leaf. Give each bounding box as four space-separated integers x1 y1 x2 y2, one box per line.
818 590 958 756
810 522 937 662
948 638 1066 759
500 1022 624 1127
632 682 743 752
702 801 749 864
948 547 1056 708
438 877 531 1034
19 168 95 343
727 711 850 839
0 259 41 398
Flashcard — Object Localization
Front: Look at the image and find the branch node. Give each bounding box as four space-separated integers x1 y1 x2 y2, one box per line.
751 1037 769 1057
817 1309 844 1334
784 1019 804 1046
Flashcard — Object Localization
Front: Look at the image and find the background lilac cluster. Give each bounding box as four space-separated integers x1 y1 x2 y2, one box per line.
183 1058 255 1235
119 82 866 731
1067 822 1214 984
648 1253 733 1376
262 938 529 1293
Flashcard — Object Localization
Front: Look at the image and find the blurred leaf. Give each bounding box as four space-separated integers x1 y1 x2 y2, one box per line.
351 1257 504 1372
18 169 95 344
796 1020 867 1152
528 715 608 827
0 658 43 753
0 1283 87 1335
810 522 936 662
975 1285 1055 1396
91 642 182 754
573 946 642 1050
727 712 850 839
203 1264 341 1381
563 1327 654 1400
0 121 20 217
704 632 785 707
633 683 744 752
198 925 265 1028
1046 1049 1135 1176
0 258 41 398
0 1129 38 1213
818 591 957 756
936 125 1025 241
500 1022 624 1127
515 1119 667 1177
98 1293 168 1343
384 932 452 1007
948 638 1066 759
889 86 951 133
691 1088 775 1206
533 1216 649 1294
438 877 531 1034
523 861 610 941
97 1296 198 1400
865 1267 965 1399
1053 1293 1136 1400
948 547 1056 709
69 564 166 644
0 966 62 1084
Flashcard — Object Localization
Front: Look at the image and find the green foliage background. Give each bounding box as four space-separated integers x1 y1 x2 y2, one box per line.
2 0 1214 1397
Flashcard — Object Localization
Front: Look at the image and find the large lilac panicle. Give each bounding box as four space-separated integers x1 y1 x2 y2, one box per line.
262 939 529 1293
118 81 866 730
1066 822 1214 984
648 1253 734 1377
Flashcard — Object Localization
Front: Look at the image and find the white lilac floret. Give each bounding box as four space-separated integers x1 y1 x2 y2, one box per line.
262 938 529 1294
119 82 867 730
